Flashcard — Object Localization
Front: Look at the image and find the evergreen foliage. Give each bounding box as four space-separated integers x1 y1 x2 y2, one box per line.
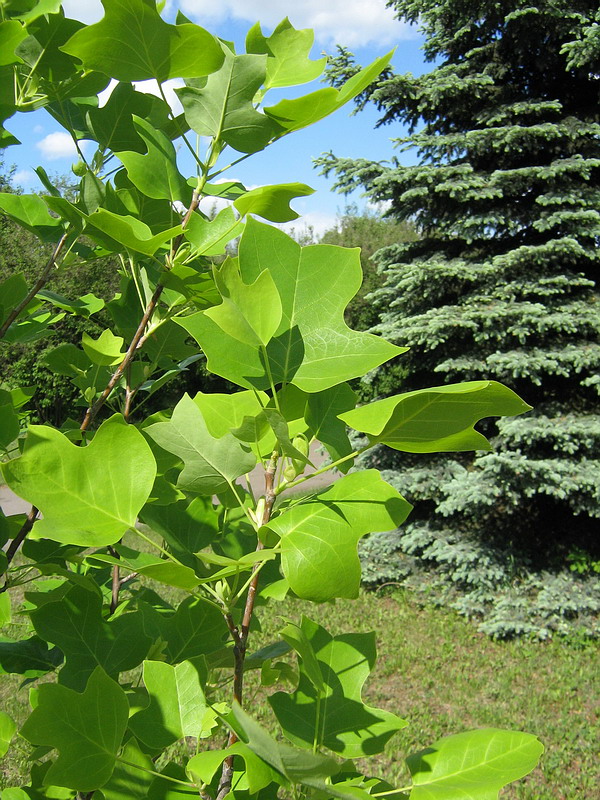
319 0 600 637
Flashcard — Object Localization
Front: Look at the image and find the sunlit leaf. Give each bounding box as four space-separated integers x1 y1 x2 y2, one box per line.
1 415 156 547
61 0 224 82
406 728 544 799
246 18 326 89
339 381 532 452
233 183 314 223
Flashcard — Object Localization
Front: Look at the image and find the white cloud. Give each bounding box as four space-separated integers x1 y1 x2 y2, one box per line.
36 132 90 161
12 169 36 187
180 0 414 47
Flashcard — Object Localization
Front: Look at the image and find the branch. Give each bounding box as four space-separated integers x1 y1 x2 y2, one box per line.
1 505 39 590
80 191 200 433
216 452 278 800
0 232 69 340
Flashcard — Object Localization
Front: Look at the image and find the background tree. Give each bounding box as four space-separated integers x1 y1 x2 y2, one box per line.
319 204 416 330
319 0 600 637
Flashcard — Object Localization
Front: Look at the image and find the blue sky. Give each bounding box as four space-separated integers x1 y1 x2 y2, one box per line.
6 0 429 236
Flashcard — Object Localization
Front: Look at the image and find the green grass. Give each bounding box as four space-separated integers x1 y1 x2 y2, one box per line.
1 564 597 798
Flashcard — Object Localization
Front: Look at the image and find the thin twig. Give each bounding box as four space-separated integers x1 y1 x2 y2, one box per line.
216 452 278 800
0 232 69 340
79 191 200 434
1 505 39 590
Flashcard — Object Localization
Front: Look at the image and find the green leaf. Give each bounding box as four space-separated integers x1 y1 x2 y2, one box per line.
0 274 28 327
184 206 244 256
101 737 154 800
129 659 207 749
139 496 219 567
178 220 403 392
270 617 407 758
177 47 278 154
204 259 282 348
15 1 63 24
61 0 224 82
116 116 190 203
0 635 63 678
233 183 314 223
0 193 62 240
0 21 27 66
85 208 183 255
1 415 156 547
339 381 532 452
266 470 412 601
0 711 16 757
81 329 125 366
145 393 256 495
305 383 357 471
89 544 199 591
265 52 393 132
20 667 129 791
246 18 326 89
406 729 544 799
193 390 269 438
187 742 278 793
228 702 340 787
36 290 105 317
30 583 152 690
0 402 19 450
141 596 228 664
86 82 172 153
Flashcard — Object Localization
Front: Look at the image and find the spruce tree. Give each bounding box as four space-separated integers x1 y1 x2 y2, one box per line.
319 1 600 637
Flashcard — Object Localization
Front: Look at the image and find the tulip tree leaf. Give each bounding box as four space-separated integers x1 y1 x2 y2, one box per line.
266 470 412 601
270 617 407 758
0 193 62 240
88 544 200 591
228 702 340 787
101 737 154 800
139 496 219 567
204 259 282 347
177 47 278 154
30 583 152 690
61 0 224 82
265 52 393 132
246 18 326 89
339 381 532 453
184 207 244 256
193 390 270 438
233 183 314 223
0 402 19 450
82 329 125 366
129 659 207 749
0 21 27 66
187 742 278 793
84 208 183 255
0 711 16 757
178 220 403 392
1 415 156 547
20 667 129 791
145 393 256 495
116 117 190 202
0 635 63 678
406 728 544 799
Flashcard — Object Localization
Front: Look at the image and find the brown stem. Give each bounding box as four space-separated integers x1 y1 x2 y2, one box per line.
80 191 200 434
1 505 39 590
216 452 278 800
0 232 69 341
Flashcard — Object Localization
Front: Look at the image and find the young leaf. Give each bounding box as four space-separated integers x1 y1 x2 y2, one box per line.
406 728 544 799
20 667 129 791
84 208 183 255
0 711 16 757
184 206 244 256
339 381 532 452
265 52 393 132
81 329 125 366
204 259 283 348
61 0 224 82
1 415 156 547
0 192 62 240
116 117 190 203
30 583 152 690
145 393 256 495
233 183 314 223
266 470 412 601
193 390 270 438
246 18 327 89
270 617 407 758
177 47 279 153
187 742 278 793
129 660 207 750
178 220 403 392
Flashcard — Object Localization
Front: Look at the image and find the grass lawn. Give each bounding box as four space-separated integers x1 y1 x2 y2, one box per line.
2 586 597 798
